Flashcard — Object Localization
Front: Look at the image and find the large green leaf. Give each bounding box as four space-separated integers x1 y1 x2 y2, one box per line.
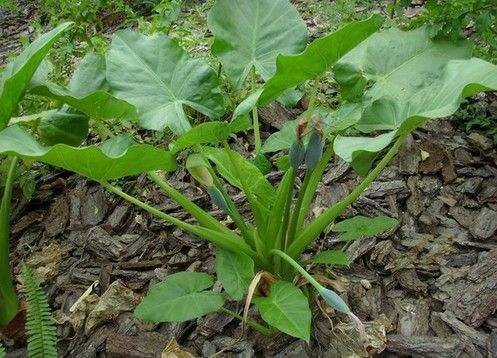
106 30 224 133
0 126 177 181
134 272 224 322
201 146 276 210
333 215 398 242
257 15 383 106
208 0 308 88
215 248 254 301
253 281 311 341
68 52 109 95
335 26 472 104
31 53 137 121
0 22 72 129
39 106 89 146
334 58 497 174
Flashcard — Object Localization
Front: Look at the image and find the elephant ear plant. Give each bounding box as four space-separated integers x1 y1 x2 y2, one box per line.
1 8 497 344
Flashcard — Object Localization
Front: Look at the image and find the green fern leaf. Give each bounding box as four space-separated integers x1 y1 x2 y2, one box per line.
0 342 6 358
21 265 58 358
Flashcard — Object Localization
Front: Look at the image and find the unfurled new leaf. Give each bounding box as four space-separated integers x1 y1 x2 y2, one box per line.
135 272 224 322
253 281 311 342
107 30 224 133
208 0 308 88
0 125 177 181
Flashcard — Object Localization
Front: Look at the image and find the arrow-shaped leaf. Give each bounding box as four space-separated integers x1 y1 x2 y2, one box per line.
135 272 224 322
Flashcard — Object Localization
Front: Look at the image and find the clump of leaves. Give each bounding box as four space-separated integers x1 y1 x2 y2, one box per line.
407 0 497 59
454 98 497 143
1 0 497 343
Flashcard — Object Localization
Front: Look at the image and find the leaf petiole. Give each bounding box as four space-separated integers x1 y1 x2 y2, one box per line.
0 156 20 325
288 134 407 258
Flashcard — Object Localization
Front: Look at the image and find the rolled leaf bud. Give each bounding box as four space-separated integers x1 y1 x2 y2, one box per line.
311 116 323 133
305 130 324 170
289 140 305 169
186 154 213 187
317 286 350 314
207 186 229 213
296 119 308 140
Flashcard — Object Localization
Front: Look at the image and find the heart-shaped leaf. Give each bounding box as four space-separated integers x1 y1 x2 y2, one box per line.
258 15 383 106
208 0 308 88
253 281 311 342
0 126 177 181
31 52 138 121
39 106 89 146
107 30 224 133
135 272 224 322
216 248 254 300
333 215 398 242
0 22 72 129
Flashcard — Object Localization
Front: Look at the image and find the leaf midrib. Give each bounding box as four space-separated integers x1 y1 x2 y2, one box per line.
117 35 179 103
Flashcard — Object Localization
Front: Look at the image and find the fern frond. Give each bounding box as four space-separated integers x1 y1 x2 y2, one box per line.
0 342 6 358
21 265 57 358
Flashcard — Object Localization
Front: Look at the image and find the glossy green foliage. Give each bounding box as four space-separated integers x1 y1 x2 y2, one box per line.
134 272 224 322
253 282 311 342
334 26 497 173
201 147 276 210
333 216 398 242
311 250 349 266
107 30 224 133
